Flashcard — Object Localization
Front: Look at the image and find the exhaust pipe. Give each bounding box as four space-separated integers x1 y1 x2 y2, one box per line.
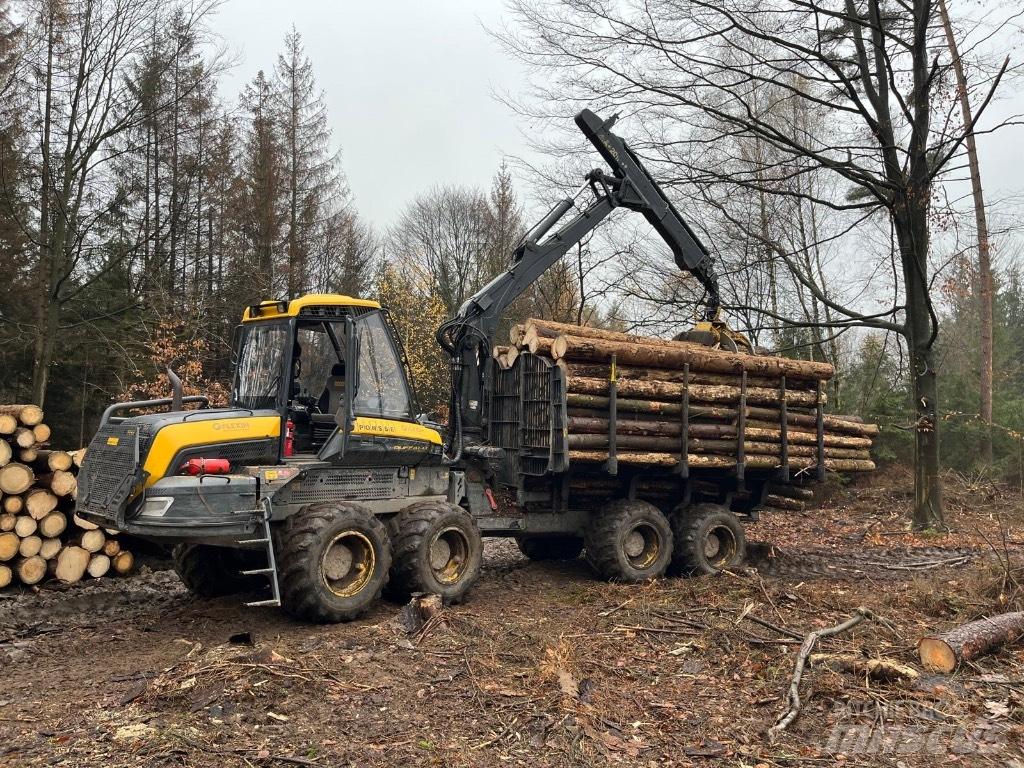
167 367 184 412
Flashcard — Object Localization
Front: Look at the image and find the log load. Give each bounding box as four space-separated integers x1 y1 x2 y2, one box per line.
918 612 1024 673
0 409 135 590
504 320 880 484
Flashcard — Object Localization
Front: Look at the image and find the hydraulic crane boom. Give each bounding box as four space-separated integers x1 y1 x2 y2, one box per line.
436 109 729 457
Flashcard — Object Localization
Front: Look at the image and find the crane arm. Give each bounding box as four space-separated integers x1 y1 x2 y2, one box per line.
435 109 725 456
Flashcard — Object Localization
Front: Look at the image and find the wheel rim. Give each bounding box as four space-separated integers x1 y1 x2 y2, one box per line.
430 526 471 585
704 524 738 568
321 530 375 597
622 522 661 570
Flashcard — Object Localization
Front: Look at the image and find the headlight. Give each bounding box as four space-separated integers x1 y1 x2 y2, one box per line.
139 497 174 517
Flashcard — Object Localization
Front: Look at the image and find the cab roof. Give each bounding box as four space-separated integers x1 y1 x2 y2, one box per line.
242 294 381 322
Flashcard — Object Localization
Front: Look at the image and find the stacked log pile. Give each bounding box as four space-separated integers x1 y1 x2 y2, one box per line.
0 405 135 588
500 320 879 486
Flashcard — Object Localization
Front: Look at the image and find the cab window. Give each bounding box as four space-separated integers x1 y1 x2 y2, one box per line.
353 313 413 419
233 322 289 410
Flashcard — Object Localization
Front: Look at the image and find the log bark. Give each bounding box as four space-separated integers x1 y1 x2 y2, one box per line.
552 334 834 381
75 529 106 554
0 413 16 435
0 563 10 587
87 554 111 578
32 423 51 443
764 494 805 512
38 537 62 560
918 612 1024 673
568 450 874 472
25 489 58 520
2 494 22 514
38 512 66 539
557 360 814 392
33 450 72 473
566 375 822 408
0 404 44 426
0 531 19 561
18 535 42 558
111 550 134 575
0 463 34 494
54 546 90 583
14 555 46 585
565 433 871 459
13 516 37 537
566 416 872 448
13 427 36 449
0 439 10 467
768 484 816 501
38 470 75 497
0 512 14 531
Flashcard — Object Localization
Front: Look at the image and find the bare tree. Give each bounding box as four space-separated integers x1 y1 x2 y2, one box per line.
502 0 1017 528
389 185 492 316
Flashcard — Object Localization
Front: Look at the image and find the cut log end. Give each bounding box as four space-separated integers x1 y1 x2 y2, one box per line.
55 546 90 583
15 555 46 585
87 554 111 579
918 638 958 674
112 550 134 575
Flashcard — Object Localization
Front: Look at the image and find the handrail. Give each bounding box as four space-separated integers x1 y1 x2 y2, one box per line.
99 396 210 427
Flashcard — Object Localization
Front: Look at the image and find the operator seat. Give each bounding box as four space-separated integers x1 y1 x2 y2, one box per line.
311 362 345 447
318 362 346 415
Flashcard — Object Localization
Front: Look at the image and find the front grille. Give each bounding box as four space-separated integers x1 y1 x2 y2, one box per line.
288 468 399 503
76 423 143 520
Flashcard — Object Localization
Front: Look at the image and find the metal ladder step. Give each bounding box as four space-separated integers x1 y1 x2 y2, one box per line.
244 500 281 609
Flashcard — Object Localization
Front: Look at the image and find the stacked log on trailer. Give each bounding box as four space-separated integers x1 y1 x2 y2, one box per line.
500 320 879 504
0 405 135 588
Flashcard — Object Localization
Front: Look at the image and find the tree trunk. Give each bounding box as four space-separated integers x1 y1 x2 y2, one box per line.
566 375 821 408
937 0 994 464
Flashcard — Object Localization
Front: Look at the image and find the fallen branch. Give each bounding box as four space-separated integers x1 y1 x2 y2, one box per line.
809 653 918 682
768 607 877 740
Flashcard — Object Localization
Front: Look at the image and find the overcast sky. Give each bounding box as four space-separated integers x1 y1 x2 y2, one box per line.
210 0 1023 253
210 0 532 230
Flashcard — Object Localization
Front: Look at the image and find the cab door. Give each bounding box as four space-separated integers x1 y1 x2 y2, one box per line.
339 311 441 466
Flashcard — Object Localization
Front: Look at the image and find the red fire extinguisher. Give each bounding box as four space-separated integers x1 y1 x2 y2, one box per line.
284 419 295 457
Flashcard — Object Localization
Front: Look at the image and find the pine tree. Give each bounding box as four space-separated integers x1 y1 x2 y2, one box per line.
273 27 347 298
239 70 285 299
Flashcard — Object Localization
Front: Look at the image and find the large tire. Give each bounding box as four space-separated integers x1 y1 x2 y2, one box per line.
584 500 673 582
277 501 391 623
389 500 482 603
515 535 584 561
172 544 261 597
670 503 746 576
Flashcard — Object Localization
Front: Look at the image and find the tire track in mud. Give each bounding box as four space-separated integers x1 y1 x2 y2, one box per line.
745 542 984 581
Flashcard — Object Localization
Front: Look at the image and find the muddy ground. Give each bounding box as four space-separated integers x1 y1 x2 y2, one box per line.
1 467 1023 767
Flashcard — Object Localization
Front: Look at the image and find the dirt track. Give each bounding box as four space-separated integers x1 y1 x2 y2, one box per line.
1 472 1023 767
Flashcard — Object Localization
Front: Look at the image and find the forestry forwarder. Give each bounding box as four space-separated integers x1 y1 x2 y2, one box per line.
76 110 759 622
